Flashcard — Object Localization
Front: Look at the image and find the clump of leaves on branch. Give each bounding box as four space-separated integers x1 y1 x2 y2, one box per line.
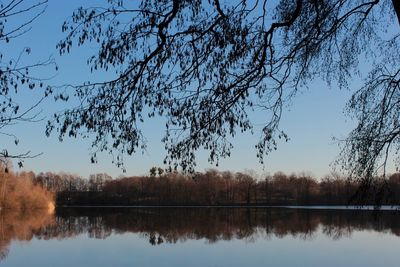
51 0 399 175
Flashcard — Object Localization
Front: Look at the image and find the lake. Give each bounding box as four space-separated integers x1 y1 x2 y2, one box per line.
0 207 399 267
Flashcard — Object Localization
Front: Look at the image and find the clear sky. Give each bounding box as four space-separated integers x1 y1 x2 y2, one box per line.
1 0 395 178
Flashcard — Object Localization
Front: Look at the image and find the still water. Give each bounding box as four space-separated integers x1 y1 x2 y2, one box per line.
0 207 399 267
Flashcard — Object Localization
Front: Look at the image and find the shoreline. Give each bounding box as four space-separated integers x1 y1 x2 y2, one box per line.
56 205 400 211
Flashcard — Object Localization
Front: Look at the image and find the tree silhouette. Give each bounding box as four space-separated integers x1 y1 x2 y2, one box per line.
0 0 54 169
51 0 399 175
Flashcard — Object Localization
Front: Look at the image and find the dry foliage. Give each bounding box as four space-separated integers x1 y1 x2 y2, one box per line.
0 168 54 211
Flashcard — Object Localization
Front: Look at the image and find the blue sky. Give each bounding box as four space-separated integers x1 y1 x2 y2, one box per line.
1 0 395 178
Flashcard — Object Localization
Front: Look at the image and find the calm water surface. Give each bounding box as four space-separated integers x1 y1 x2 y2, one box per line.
1 207 399 267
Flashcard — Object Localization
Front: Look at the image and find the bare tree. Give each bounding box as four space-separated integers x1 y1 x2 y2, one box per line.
50 0 399 176
0 0 54 169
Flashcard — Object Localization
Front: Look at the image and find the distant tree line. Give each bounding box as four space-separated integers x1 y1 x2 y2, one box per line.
31 170 400 206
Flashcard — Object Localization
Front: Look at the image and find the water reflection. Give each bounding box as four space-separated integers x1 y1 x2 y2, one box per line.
0 208 399 261
0 210 55 260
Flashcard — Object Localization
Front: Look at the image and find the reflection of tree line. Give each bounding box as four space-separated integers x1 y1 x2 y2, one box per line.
1 208 399 260
0 210 55 260
0 208 399 260
34 208 400 245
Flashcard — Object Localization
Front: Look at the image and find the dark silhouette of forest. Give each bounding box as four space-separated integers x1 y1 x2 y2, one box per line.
31 170 400 206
